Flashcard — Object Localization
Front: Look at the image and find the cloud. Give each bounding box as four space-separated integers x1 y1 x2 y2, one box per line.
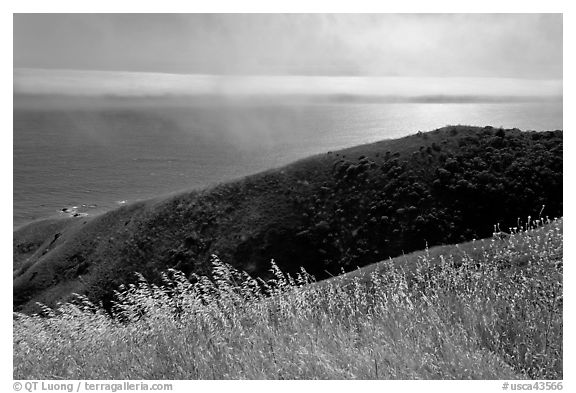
14 68 562 99
14 14 562 79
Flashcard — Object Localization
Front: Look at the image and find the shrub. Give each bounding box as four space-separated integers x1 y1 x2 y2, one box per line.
14 219 562 380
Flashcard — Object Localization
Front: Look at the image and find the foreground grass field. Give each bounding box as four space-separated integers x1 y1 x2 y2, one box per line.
13 219 562 380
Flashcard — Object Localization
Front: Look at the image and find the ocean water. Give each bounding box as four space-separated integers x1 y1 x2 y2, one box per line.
13 101 562 229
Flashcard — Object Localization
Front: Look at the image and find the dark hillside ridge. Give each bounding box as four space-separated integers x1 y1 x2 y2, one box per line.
13 126 563 312
320 218 563 291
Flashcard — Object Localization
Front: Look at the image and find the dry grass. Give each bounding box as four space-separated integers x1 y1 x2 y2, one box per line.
13 219 562 380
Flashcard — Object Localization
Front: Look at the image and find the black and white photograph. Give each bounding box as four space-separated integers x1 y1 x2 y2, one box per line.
11 10 564 385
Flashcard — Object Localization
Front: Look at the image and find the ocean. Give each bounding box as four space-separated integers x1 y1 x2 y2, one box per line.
13 101 562 229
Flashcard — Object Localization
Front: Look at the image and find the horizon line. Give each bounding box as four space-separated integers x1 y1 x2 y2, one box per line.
14 68 563 98
14 67 564 82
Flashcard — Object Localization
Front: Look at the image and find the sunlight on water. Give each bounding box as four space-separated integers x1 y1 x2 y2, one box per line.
13 101 562 228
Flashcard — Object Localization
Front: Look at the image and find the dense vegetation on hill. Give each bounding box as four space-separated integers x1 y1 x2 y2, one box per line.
13 126 562 312
14 219 563 379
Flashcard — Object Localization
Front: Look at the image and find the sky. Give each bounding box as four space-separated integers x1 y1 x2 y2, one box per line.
13 14 563 98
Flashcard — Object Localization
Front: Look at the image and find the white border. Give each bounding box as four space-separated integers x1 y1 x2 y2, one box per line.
3 3 572 392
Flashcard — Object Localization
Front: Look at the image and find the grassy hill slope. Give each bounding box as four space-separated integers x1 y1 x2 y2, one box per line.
13 126 562 312
13 219 563 379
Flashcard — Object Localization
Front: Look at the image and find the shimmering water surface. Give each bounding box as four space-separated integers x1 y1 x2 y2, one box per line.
13 101 562 229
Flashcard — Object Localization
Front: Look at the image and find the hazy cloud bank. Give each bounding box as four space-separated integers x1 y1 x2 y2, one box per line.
14 68 562 101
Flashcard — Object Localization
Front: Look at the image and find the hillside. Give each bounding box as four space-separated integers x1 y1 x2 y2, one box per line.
13 125 563 312
14 219 563 379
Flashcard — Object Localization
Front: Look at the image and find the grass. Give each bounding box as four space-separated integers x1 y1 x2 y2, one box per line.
13 218 562 380
13 126 563 313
